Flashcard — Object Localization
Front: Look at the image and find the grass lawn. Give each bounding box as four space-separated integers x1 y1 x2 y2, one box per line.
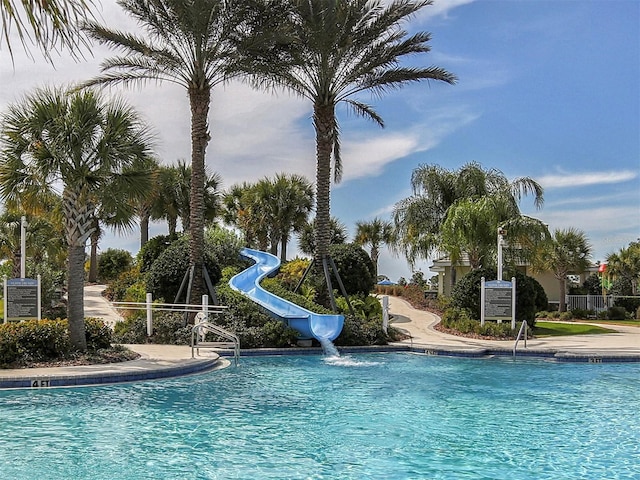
533 321 617 337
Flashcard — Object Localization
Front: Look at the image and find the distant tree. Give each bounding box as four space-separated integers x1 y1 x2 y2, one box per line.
298 217 348 257
532 228 592 312
606 240 640 296
354 218 395 280
252 174 314 261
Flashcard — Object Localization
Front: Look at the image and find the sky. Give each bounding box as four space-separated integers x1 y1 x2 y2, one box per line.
1 0 638 283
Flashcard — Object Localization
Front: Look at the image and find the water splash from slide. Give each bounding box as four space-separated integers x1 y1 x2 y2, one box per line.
319 338 340 357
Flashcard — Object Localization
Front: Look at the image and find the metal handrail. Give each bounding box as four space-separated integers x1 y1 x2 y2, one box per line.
513 320 528 357
192 320 240 366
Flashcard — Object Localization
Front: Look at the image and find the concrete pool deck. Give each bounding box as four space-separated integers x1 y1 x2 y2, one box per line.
1 287 639 389
385 296 640 360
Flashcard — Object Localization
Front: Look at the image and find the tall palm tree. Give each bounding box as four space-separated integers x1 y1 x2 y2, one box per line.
532 227 592 312
394 162 544 267
354 217 394 279
0 87 154 350
1 0 94 61
243 0 456 305
82 0 246 304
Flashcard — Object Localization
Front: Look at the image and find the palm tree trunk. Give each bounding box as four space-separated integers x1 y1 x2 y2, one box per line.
168 215 178 238
88 217 100 283
558 274 567 312
67 244 87 350
63 186 93 351
280 235 288 262
313 104 335 307
371 246 379 280
188 86 211 308
140 207 150 248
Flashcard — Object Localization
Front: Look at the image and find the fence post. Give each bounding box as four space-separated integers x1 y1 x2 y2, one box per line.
146 292 153 336
202 294 209 321
382 296 389 334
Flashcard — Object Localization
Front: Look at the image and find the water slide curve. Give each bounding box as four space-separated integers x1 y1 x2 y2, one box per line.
229 248 344 341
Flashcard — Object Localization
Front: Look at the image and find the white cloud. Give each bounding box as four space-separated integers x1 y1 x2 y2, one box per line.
537 170 638 188
419 0 476 20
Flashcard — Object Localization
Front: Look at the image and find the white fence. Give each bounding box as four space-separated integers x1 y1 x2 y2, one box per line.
566 295 636 313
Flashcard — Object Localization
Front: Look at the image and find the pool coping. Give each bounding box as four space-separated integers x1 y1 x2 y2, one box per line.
0 354 224 390
234 344 640 363
2 343 638 390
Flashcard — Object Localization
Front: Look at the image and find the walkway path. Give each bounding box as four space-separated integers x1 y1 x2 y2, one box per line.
385 295 640 356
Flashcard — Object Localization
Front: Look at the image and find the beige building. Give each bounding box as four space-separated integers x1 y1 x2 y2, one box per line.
429 255 598 308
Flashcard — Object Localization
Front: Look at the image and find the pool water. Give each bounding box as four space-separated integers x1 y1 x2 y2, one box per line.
0 353 638 479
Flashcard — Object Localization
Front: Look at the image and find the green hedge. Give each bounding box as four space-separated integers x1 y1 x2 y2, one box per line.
0 318 113 367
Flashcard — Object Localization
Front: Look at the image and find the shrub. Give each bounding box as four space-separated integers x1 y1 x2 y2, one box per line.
137 234 177 273
277 258 311 290
607 306 627 320
98 248 133 283
113 312 191 345
146 237 221 302
450 268 546 327
559 311 574 321
84 317 113 350
569 308 594 319
613 297 640 315
334 314 388 346
0 318 113 367
307 243 374 297
204 226 245 269
104 266 145 302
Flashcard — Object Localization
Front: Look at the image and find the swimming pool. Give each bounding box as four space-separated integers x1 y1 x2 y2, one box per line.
0 353 638 479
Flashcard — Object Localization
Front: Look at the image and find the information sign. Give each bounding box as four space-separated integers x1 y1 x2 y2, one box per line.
5 278 39 321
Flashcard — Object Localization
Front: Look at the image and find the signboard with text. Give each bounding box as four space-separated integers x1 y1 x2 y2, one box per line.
4 277 40 322
481 278 516 329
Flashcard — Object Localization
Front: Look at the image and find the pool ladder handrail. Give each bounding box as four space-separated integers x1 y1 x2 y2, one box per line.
513 321 528 357
192 320 240 366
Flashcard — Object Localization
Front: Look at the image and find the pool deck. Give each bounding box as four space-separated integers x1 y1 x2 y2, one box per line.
1 287 639 389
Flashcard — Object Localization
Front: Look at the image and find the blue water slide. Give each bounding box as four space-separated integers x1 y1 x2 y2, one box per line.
229 248 344 341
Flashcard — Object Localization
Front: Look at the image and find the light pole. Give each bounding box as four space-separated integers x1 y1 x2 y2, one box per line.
20 216 27 279
497 227 506 281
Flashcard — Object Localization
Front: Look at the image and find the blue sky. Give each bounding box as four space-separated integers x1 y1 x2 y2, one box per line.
1 0 638 282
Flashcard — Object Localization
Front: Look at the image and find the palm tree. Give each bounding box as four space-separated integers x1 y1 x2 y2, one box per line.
0 87 154 350
1 0 94 61
242 0 456 305
252 173 314 261
169 160 221 234
223 174 314 260
394 162 544 268
606 240 640 296
298 217 348 257
354 218 394 279
82 0 246 304
222 182 266 249
532 228 592 312
270 173 314 261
